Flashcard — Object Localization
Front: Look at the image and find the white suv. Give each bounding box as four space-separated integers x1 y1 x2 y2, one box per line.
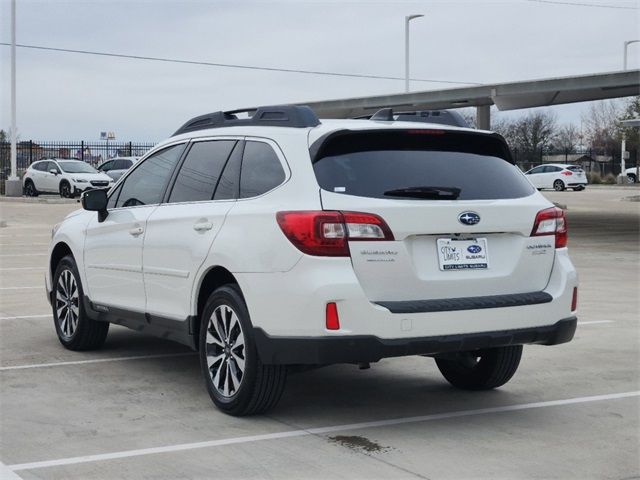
46 106 578 416
23 158 114 198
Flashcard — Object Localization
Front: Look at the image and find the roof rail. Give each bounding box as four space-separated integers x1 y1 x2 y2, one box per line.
355 109 470 128
172 105 320 136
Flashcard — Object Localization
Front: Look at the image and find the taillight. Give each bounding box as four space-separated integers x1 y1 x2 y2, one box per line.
531 207 567 248
276 211 394 257
561 170 573 176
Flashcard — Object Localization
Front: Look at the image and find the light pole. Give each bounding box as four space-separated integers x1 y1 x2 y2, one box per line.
405 14 423 93
5 0 21 197
623 40 639 70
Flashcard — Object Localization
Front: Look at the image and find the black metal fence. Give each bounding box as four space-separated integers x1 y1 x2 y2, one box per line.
0 140 156 181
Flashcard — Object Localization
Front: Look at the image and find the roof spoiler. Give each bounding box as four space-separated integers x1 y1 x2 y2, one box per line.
356 109 470 128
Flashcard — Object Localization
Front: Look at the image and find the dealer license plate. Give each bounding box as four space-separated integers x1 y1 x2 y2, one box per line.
437 238 488 271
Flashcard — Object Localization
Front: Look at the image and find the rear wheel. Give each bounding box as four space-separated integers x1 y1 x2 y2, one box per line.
24 179 38 197
53 255 109 350
573 186 584 191
199 285 287 416
553 179 565 191
628 173 637 184
435 345 523 390
59 181 72 198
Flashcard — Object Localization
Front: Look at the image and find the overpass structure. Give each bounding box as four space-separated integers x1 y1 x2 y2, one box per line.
298 70 640 129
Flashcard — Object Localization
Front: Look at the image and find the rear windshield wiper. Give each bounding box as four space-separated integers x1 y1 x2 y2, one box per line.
383 186 461 199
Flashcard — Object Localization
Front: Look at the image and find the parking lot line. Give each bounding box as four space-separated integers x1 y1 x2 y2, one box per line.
0 352 196 371
0 267 44 271
577 320 615 325
0 253 47 257
0 286 42 291
7 391 639 472
0 243 49 246
0 461 23 480
0 314 50 320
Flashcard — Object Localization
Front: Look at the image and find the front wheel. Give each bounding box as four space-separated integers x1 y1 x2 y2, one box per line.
53 255 109 350
435 345 523 390
553 179 565 191
199 285 287 416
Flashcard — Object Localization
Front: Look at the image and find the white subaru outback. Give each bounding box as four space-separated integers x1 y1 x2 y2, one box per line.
46 105 578 416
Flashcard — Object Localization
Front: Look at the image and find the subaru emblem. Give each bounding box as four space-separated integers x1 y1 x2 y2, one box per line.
458 212 480 226
467 245 482 253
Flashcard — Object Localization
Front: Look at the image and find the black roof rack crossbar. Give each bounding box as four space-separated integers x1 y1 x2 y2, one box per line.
172 105 320 136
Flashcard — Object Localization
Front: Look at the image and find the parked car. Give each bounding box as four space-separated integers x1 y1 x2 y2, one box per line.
524 164 588 191
97 157 138 181
46 106 578 416
624 166 639 183
23 159 113 198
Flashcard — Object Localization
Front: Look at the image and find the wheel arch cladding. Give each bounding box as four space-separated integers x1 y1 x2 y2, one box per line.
195 266 240 347
51 242 74 279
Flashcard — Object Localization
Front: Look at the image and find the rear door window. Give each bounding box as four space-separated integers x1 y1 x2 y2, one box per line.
168 140 236 203
312 130 534 200
240 141 286 198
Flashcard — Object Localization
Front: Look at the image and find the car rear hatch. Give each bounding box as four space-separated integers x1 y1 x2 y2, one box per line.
311 128 556 303
566 165 587 183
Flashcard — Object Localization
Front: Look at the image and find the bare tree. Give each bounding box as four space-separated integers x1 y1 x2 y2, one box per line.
555 124 580 152
581 100 623 155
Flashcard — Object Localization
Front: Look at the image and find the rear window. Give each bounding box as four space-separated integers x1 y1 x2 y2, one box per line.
566 166 584 172
312 130 535 200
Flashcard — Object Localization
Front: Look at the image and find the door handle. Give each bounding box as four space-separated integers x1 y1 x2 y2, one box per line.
193 222 213 232
129 226 144 236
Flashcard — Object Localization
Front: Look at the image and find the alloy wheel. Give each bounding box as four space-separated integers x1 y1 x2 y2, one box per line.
205 305 246 398
553 180 564 191
56 269 79 339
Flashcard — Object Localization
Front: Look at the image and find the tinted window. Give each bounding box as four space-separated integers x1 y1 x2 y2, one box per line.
543 166 562 173
168 140 236 203
99 161 114 171
313 131 534 200
116 144 185 208
528 166 545 175
107 183 122 209
114 159 132 169
566 166 583 172
214 142 243 200
240 142 286 198
32 162 46 171
59 161 97 174
46 161 59 173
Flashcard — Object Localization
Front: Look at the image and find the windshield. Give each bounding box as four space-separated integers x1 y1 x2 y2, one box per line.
58 161 98 174
313 130 535 200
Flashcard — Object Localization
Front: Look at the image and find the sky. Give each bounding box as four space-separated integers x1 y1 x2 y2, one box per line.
0 0 639 141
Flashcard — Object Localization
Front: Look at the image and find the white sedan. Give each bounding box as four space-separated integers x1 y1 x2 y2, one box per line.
22 159 114 198
524 164 588 191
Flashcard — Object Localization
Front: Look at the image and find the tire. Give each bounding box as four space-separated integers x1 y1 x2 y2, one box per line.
435 345 523 390
553 179 565 191
24 179 39 197
59 181 72 198
628 174 637 184
199 285 287 416
573 186 584 191
52 255 109 350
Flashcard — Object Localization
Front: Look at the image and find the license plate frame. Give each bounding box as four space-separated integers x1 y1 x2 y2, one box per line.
437 237 489 271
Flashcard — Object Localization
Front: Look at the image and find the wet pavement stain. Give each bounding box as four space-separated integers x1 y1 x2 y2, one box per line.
329 435 391 453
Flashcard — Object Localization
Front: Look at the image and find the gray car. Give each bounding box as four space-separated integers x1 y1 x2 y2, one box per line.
96 157 138 181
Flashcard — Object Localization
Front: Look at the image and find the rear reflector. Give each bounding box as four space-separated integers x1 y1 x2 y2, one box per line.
571 287 578 312
531 207 568 248
276 211 394 257
326 302 340 330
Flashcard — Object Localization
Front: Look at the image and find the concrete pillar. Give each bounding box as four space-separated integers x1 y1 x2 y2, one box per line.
476 105 491 130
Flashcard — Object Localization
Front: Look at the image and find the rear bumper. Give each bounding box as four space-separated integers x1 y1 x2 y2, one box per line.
253 316 577 365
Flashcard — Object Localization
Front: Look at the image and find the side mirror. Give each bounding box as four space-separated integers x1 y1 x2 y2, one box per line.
82 189 109 222
49 169 59 175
